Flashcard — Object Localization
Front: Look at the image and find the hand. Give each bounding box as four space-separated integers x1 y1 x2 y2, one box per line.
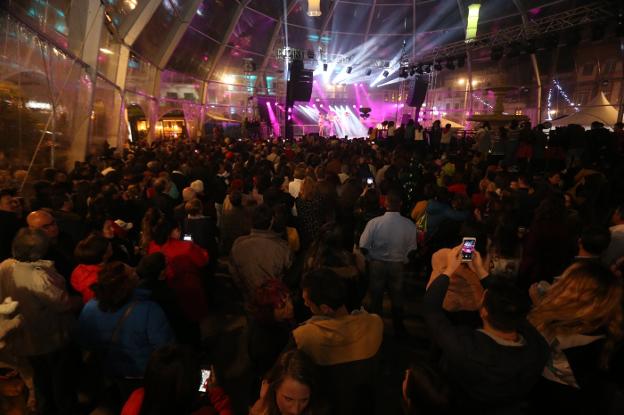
259 379 270 399
203 365 218 390
467 251 488 279
444 246 463 276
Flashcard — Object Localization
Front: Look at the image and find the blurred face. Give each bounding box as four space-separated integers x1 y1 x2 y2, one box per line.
102 220 115 239
0 195 18 212
275 377 311 415
273 295 294 321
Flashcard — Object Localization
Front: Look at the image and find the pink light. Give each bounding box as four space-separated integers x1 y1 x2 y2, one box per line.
288 108 292 113
352 105 356 108
320 104 324 108
287 115 292 120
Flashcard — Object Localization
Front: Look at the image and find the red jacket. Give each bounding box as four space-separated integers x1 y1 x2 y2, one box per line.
147 239 210 321
121 386 233 415
70 264 102 303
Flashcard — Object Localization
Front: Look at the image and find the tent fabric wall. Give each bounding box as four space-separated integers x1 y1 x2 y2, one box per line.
551 92 619 128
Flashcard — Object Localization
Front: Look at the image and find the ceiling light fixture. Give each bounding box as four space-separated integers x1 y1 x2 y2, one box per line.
346 66 352 74
365 68 372 76
465 3 481 42
307 0 322 17
382 70 389 78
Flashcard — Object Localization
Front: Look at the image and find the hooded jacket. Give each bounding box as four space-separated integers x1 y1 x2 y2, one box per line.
292 310 383 366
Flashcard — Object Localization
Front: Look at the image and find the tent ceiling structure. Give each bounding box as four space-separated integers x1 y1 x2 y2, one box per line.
95 0 601 82
551 91 619 128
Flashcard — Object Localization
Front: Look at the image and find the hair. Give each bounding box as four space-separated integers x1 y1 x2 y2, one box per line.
260 350 322 415
252 204 273 230
534 195 565 222
248 278 291 324
94 261 136 312
229 190 243 207
140 345 199 415
385 189 403 211
185 198 203 216
301 268 347 310
579 226 611 256
74 233 111 265
403 362 450 415
299 177 319 201
529 261 623 368
12 228 49 262
150 213 176 246
294 164 307 180
136 252 166 282
483 277 530 332
154 177 168 193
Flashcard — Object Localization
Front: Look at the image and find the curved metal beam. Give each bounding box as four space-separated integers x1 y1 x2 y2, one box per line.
320 0 340 36
365 0 377 42
156 0 203 68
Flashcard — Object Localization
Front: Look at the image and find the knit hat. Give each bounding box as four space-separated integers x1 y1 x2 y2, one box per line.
190 179 204 194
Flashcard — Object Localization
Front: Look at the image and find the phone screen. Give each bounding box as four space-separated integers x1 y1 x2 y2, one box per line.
198 369 211 392
461 238 476 262
183 234 193 242
366 178 374 185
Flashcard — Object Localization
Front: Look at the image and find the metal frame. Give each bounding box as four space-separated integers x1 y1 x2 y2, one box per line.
364 0 377 42
156 0 204 69
412 0 615 63
118 0 161 45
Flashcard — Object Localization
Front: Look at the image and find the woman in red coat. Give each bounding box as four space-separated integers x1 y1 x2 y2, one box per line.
145 208 210 323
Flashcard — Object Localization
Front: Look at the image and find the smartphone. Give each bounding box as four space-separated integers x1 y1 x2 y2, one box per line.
198 368 211 392
461 237 476 262
366 177 374 186
183 234 193 242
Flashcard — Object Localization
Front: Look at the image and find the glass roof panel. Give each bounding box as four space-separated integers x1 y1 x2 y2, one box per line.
229 8 277 54
248 0 296 20
287 0 328 31
192 0 240 41
166 28 220 79
369 5 412 35
328 2 373 35
132 2 177 60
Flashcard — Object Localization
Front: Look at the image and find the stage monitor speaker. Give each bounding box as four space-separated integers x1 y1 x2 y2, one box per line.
406 78 428 108
287 69 313 103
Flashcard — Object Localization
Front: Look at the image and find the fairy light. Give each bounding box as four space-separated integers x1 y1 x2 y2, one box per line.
553 80 579 112
546 87 553 120
472 94 493 110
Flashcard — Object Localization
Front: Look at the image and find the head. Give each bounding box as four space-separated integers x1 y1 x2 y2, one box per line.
402 362 450 415
546 170 561 187
301 268 347 317
479 277 530 334
190 180 204 194
94 261 137 312
249 279 294 324
26 210 59 240
578 226 611 257
229 190 243 207
0 190 19 213
384 189 402 212
612 204 624 226
252 204 274 230
154 177 169 194
262 350 321 415
185 198 203 217
12 228 50 262
299 177 318 201
74 233 112 265
140 345 200 415
182 187 197 202
136 252 167 283
528 261 623 368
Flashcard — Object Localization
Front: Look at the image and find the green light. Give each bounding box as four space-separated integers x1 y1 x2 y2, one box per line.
465 3 481 42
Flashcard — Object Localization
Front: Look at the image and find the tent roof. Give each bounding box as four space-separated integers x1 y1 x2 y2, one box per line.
551 92 619 127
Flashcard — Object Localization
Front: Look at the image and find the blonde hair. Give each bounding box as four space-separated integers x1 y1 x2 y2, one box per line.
299 176 318 201
528 261 623 368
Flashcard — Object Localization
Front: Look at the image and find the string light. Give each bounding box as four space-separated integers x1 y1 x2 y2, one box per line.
553 80 579 112
546 87 553 120
472 94 493 110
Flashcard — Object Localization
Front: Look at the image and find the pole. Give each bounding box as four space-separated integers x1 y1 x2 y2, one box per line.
531 54 542 124
618 38 624 123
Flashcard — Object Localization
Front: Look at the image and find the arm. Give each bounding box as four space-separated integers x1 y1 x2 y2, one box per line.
358 220 374 252
206 387 234 415
423 275 464 357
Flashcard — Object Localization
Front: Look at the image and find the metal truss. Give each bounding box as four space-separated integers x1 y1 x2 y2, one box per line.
413 0 617 64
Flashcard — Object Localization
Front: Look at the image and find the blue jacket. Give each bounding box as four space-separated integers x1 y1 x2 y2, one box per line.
78 289 175 378
425 199 469 236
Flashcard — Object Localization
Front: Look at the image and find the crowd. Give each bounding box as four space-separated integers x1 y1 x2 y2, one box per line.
0 118 623 415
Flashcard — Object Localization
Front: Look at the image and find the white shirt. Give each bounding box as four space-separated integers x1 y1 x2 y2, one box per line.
602 223 624 266
288 178 303 198
359 212 417 263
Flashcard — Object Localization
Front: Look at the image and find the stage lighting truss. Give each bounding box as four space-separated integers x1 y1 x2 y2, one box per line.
409 0 613 67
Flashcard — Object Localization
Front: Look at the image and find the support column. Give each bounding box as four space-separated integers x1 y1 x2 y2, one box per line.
618 38 624 123
67 0 104 162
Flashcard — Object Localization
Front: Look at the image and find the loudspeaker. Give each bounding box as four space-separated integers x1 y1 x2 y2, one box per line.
287 60 313 103
406 78 428 108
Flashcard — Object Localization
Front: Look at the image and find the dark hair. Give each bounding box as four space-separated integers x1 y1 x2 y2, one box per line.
154 178 168 193
136 252 166 282
74 233 111 265
94 261 136 312
151 216 176 246
403 362 450 415
301 268 347 310
184 198 203 216
580 226 611 256
140 345 199 415
385 189 403 211
483 277 530 332
262 350 322 415
12 228 49 262
229 190 243 207
252 204 273 230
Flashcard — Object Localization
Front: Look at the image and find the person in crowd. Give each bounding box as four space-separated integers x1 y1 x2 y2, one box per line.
294 268 382 415
121 345 232 415
0 228 80 415
602 204 624 266
78 261 175 400
250 350 327 415
423 246 549 413
145 209 210 324
487 221 523 281
229 204 292 299
182 198 219 264
573 225 611 263
71 233 112 303
528 261 623 414
175 186 197 225
150 177 176 219
219 190 251 256
295 177 326 249
289 164 306 199
101 218 137 265
27 209 76 280
402 362 450 415
50 192 86 246
247 279 295 394
359 190 417 336
0 189 23 261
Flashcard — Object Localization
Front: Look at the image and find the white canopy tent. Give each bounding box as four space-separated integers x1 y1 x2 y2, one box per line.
551 92 619 128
